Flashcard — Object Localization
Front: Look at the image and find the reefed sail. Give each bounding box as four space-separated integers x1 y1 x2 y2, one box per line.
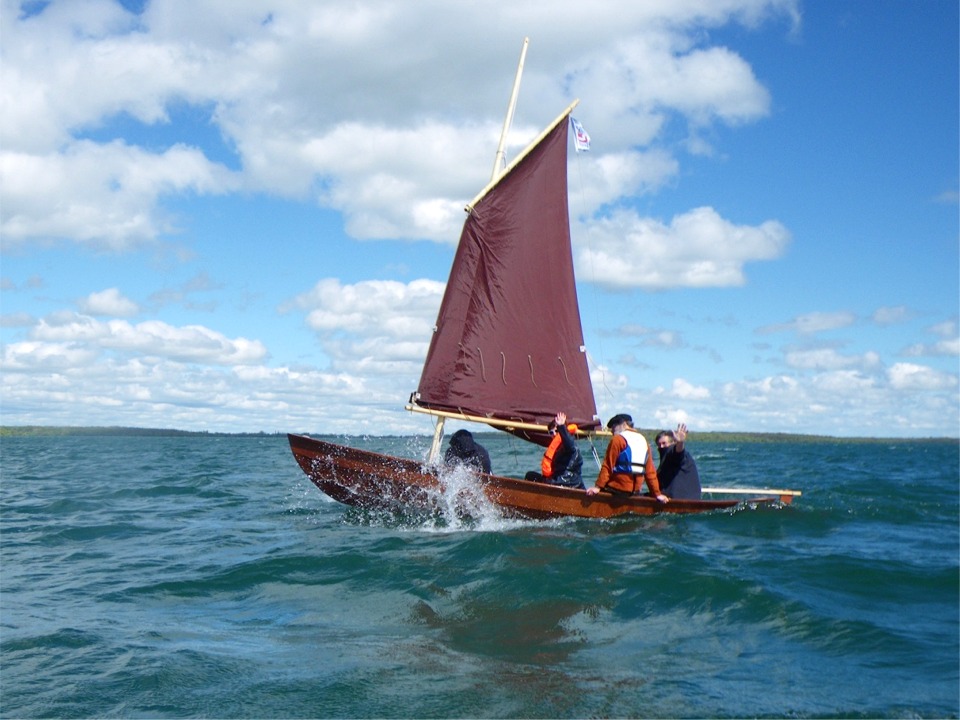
412 107 599 443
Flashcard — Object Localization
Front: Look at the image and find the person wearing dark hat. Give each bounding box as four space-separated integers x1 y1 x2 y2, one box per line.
444 429 492 474
585 413 668 502
524 411 585 488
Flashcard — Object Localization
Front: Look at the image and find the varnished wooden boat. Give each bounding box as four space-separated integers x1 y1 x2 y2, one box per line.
287 43 800 519
289 434 780 519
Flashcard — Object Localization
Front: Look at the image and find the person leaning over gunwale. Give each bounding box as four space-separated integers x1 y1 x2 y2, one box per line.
443 429 492 474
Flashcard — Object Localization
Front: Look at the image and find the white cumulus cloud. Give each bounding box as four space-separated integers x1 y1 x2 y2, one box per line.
759 310 858 336
579 206 789 290
888 363 958 391
80 288 140 317
0 0 799 255
26 312 267 366
290 278 443 340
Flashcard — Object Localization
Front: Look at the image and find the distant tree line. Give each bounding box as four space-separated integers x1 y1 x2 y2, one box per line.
0 425 956 444
0 426 285 438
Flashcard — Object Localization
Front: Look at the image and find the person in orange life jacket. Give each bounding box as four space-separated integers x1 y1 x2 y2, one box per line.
523 412 584 489
444 429 491 474
585 413 668 502
655 423 701 500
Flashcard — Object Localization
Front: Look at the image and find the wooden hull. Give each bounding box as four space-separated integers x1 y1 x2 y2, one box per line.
288 434 777 519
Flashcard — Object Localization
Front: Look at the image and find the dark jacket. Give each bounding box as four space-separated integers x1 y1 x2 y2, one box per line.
657 444 701 500
444 430 491 473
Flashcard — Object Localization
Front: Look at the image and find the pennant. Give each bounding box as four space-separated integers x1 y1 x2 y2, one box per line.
570 116 591 152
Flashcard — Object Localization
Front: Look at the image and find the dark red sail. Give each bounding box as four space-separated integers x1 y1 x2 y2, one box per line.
413 110 599 443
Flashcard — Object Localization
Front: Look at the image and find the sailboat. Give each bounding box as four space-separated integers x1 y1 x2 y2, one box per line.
288 42 801 519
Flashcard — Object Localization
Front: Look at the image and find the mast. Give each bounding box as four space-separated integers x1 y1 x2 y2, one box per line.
491 37 529 181
426 37 530 463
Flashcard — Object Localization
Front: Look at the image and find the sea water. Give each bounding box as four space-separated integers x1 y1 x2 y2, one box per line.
1 433 957 718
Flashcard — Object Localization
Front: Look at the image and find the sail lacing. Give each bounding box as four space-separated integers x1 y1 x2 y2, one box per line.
527 355 538 387
557 356 572 386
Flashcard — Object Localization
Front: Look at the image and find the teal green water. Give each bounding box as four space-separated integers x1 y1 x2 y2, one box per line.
2 434 958 718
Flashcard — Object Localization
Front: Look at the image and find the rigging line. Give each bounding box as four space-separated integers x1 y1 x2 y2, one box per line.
589 437 603 471
503 431 533 476
527 355 538 387
571 139 613 415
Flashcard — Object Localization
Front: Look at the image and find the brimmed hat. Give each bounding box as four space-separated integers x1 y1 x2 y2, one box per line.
606 413 632 430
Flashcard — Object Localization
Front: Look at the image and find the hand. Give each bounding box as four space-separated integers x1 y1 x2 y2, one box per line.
585 486 600 496
656 494 669 503
555 411 566 425
675 423 687 442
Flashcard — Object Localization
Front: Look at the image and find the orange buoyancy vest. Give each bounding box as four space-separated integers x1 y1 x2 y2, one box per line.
541 435 563 477
540 423 579 477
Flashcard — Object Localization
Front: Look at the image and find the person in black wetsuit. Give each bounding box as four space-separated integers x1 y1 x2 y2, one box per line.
655 423 701 500
444 429 492 474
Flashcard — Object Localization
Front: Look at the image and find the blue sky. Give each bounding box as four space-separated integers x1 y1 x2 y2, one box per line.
2 0 957 438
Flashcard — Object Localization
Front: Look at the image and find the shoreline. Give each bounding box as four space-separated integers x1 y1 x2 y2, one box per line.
1 425 956 444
